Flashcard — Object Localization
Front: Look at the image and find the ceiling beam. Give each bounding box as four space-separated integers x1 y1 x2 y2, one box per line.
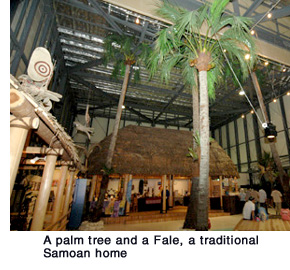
243 0 265 17
68 58 103 73
87 0 123 35
70 74 153 123
103 0 290 66
154 84 185 122
253 5 290 23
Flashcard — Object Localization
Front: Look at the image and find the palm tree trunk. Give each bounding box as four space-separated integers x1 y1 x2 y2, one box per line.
196 70 209 231
106 64 131 168
251 72 287 191
183 73 200 229
94 64 131 222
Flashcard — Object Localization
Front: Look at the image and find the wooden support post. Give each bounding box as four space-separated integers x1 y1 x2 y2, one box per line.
10 115 39 196
188 178 192 195
61 168 76 228
219 175 223 209
89 175 98 201
122 174 129 202
169 175 173 208
30 149 63 231
161 175 167 214
50 163 69 230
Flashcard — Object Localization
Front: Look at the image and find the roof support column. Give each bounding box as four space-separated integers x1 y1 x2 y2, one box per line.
161 175 167 214
61 168 76 229
10 115 39 196
50 162 69 230
169 175 174 209
30 148 63 231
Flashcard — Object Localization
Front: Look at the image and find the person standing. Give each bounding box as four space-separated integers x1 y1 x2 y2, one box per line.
259 187 268 213
271 188 283 215
239 188 246 213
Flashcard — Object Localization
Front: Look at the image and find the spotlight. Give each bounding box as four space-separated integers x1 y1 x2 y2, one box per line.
287 92 290 96
264 61 269 66
245 54 250 60
264 122 277 142
223 49 227 53
251 110 254 114
241 114 245 119
122 105 126 109
273 98 277 103
239 90 245 96
135 17 140 24
250 30 255 35
267 13 272 19
282 67 286 72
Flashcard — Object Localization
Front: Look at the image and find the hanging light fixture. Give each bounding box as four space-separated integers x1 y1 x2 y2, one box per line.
264 123 277 142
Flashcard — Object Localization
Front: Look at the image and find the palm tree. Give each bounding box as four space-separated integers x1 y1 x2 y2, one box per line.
93 33 151 221
148 0 256 230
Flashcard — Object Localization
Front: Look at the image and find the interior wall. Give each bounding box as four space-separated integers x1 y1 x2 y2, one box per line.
214 94 290 175
106 177 190 197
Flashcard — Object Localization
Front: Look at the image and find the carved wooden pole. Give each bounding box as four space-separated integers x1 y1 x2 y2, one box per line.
30 148 63 231
10 115 39 196
161 175 167 214
51 162 69 230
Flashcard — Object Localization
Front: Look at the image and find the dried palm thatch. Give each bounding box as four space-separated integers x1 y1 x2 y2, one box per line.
88 125 239 178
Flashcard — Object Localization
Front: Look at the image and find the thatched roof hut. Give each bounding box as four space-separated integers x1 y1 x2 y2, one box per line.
88 125 239 178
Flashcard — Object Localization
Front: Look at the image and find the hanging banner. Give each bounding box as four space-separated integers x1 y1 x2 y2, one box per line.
126 179 133 203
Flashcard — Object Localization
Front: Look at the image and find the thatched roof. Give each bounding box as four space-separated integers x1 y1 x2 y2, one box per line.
88 125 239 178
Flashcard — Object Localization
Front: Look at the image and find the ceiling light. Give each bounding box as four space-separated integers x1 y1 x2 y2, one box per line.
264 61 269 66
267 13 272 19
239 90 245 95
245 54 250 60
250 30 255 35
